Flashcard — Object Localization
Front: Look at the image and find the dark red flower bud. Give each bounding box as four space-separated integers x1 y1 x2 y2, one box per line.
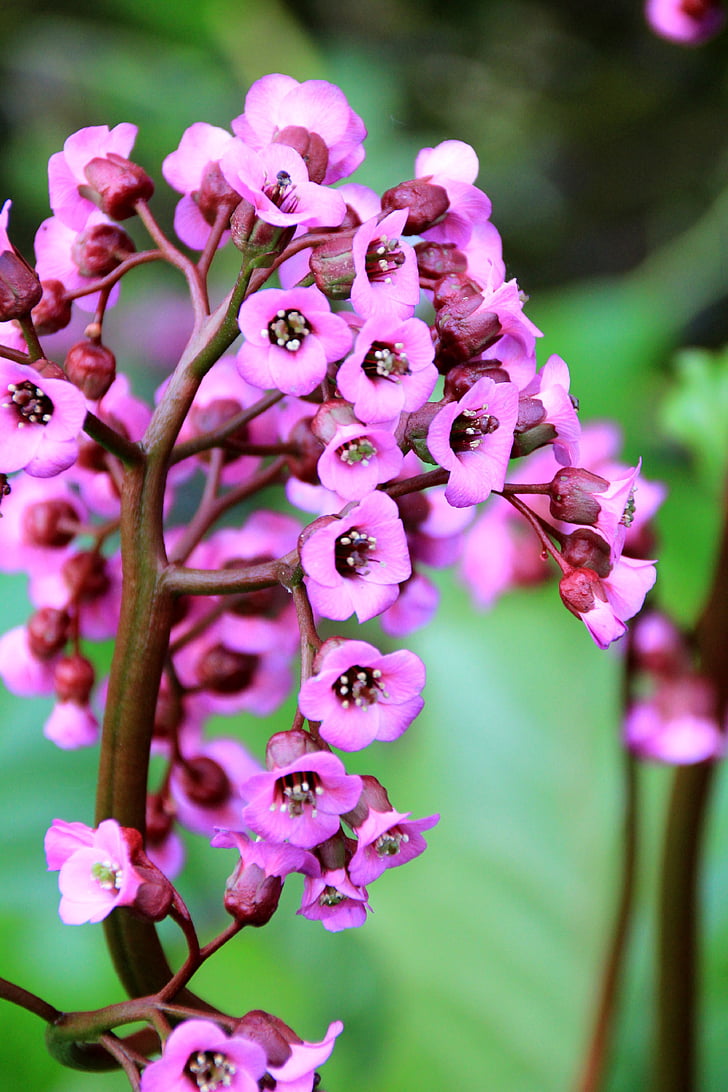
0 248 43 321
309 232 357 301
21 498 78 547
285 416 325 484
70 222 135 277
265 728 325 770
33 357 67 381
31 280 72 335
235 1010 298 1069
81 154 154 219
62 550 111 601
561 527 611 577
434 295 500 372
223 859 283 926
124 831 175 922
53 652 95 703
64 341 116 400
559 567 603 618
230 199 294 264
415 241 468 291
549 467 610 525
381 179 449 234
193 160 240 225
196 644 259 694
27 607 71 660
444 360 512 401
275 125 329 183
177 755 231 806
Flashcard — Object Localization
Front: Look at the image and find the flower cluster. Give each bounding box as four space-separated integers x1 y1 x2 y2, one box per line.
0 70 662 1088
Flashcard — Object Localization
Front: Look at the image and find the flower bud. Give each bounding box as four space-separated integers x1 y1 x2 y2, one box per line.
176 755 231 806
124 829 175 922
223 859 283 926
434 295 501 372
308 232 357 300
64 341 116 400
229 199 294 264
235 1010 297 1069
62 550 111 601
415 241 468 291
265 728 325 770
275 125 329 183
194 160 240 225
381 179 449 234
31 280 72 335
27 607 71 660
0 249 42 321
81 154 154 219
196 644 259 693
559 566 603 617
21 498 78 547
510 396 554 458
561 528 611 577
53 652 95 703
70 223 135 277
549 467 610 525
285 417 325 484
443 360 511 401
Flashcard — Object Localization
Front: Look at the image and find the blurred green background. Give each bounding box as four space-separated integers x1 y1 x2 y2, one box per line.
2 1 728 1089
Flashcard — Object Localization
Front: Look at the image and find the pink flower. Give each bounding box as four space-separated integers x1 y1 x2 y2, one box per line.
298 638 425 751
0 361 87 477
162 122 237 249
300 491 411 622
428 376 519 508
266 1020 343 1092
232 73 366 184
297 866 370 931
44 817 144 925
559 556 657 650
43 699 99 749
140 1019 267 1092
236 286 352 397
48 124 139 230
220 141 346 229
645 0 725 44
348 807 440 886
211 830 319 925
241 751 362 849
351 209 420 319
335 313 437 423
317 422 403 500
414 140 493 248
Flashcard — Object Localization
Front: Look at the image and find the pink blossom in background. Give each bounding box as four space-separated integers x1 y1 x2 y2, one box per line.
645 0 725 44
0 361 87 477
43 699 99 749
44 817 143 925
34 211 124 313
140 1019 267 1092
298 637 425 750
625 701 724 764
379 571 440 636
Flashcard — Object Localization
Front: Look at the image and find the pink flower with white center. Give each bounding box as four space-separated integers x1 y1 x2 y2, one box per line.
298 638 425 751
236 285 352 397
414 140 493 249
232 73 366 184
559 555 657 650
297 866 370 931
645 0 725 44
300 491 411 622
139 1019 267 1092
348 807 440 886
220 141 346 229
241 751 362 849
336 313 437 423
0 361 87 477
317 422 403 501
428 375 519 508
351 209 420 319
162 122 237 249
48 124 139 231
266 1020 344 1092
43 699 99 749
379 571 441 636
34 211 127 314
44 817 144 925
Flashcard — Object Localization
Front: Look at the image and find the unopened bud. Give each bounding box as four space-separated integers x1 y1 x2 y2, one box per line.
223 860 283 926
309 232 356 300
235 1010 298 1069
71 223 135 277
177 756 231 806
53 653 95 703
381 179 449 234
22 499 78 547
265 728 324 770
559 567 604 618
0 249 42 321
549 467 610 525
27 607 71 660
62 550 111 601
194 160 240 225
510 397 554 458
275 126 329 183
229 199 293 264
285 417 325 484
561 528 611 577
81 154 154 220
434 295 501 372
415 242 468 291
444 360 511 401
32 280 72 335
64 341 116 400
196 644 258 693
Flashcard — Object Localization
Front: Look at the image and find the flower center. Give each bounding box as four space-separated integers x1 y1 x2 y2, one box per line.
337 438 377 466
3 381 54 427
276 770 323 818
319 885 346 907
375 829 409 859
186 1050 238 1092
620 488 636 528
264 169 299 214
91 858 123 892
362 340 411 381
449 406 499 453
334 528 377 576
365 234 406 284
332 665 389 710
266 308 311 352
